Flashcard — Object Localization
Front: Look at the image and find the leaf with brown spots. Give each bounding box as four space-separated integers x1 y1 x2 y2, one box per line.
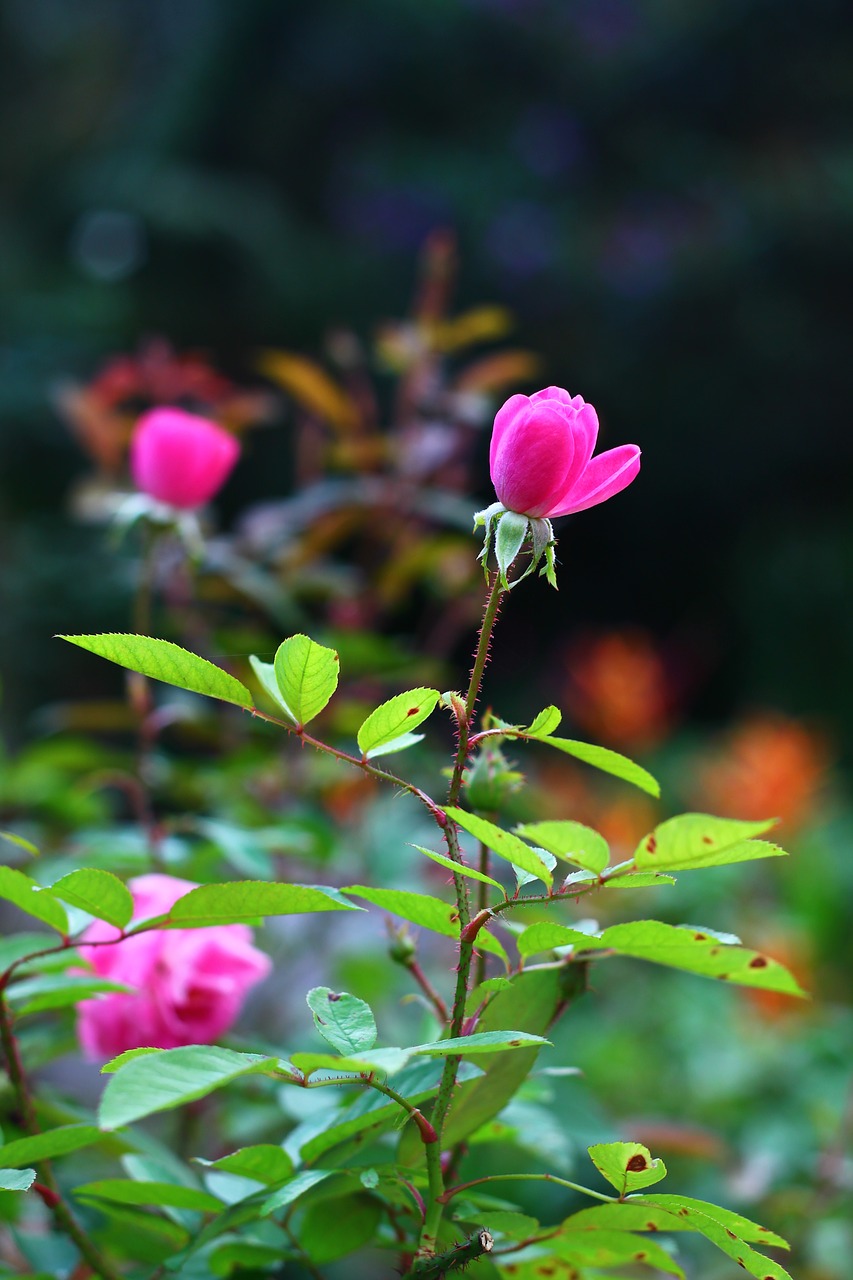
356 688 440 755
634 813 783 872
588 1142 667 1195
635 1196 791 1279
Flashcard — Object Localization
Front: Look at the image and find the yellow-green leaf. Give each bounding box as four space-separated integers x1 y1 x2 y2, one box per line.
356 689 440 755
59 634 253 710
273 634 339 725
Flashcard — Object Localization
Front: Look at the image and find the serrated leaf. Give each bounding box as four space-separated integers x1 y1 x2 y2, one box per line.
59 634 253 710
534 737 660 797
0 1125 103 1167
517 919 806 995
195 1145 294 1186
634 1195 792 1278
273 634 339 725
260 1170 334 1217
635 813 782 871
525 706 562 736
50 869 133 928
473 1210 540 1239
516 820 609 875
0 867 68 933
75 1179 223 1212
0 1168 36 1191
99 1047 279 1129
342 886 507 961
164 880 358 927
588 1142 667 1194
551 1227 684 1276
445 808 552 887
290 1047 413 1077
411 844 503 893
628 1194 789 1250
306 987 377 1055
364 731 425 760
101 1046 163 1073
357 688 441 755
413 1031 549 1056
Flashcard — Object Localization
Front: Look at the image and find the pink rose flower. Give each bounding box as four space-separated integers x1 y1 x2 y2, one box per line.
489 386 641 519
76 874 271 1060
130 407 241 509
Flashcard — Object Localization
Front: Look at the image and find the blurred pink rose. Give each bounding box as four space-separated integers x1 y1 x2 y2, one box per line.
489 386 640 518
130 407 240 509
76 874 271 1060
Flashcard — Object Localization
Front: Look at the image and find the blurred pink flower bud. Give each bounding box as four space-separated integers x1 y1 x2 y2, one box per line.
130 407 240 509
76 874 271 1060
489 386 640 518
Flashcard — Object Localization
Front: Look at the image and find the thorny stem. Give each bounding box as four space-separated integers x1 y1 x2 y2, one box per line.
282 1071 437 1145
408 572 506 1271
0 995 123 1280
475 840 490 987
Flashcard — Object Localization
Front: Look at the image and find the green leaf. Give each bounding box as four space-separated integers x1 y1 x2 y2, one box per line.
0 830 39 857
517 919 806 995
164 880 358 927
551 1228 684 1276
50 869 133 928
101 1047 163 1073
260 1170 334 1217
99 1047 279 1129
248 655 292 718
588 1142 667 1194
195 1145 294 1186
0 867 68 933
0 1125 103 1167
342 886 507 961
299 1192 383 1263
75 1179 223 1212
525 706 562 736
356 688 441 755
59 634 253 710
413 1031 549 1056
273 634 340 725
290 1047 413 1077
629 1195 788 1249
0 1168 36 1191
444 808 552 887
364 731 425 760
306 987 377 1055
494 510 529 586
411 844 504 893
634 1196 792 1279
533 737 660 797
515 820 609 875
6 974 134 1016
634 813 782 871
473 1211 540 1239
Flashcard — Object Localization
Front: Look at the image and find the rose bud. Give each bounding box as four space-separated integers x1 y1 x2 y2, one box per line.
130 407 240 510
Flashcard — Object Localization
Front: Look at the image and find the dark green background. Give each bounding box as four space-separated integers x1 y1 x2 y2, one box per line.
1 0 851 748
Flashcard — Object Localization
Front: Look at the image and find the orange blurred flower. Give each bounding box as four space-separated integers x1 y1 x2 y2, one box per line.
564 628 677 751
694 713 829 832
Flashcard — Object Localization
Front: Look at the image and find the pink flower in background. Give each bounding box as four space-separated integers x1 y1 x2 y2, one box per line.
130 407 240 509
489 386 640 518
76 874 271 1060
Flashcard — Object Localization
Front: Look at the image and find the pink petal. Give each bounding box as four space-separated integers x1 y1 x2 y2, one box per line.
130 408 240 509
489 394 529 476
546 444 641 517
491 402 577 517
529 386 581 408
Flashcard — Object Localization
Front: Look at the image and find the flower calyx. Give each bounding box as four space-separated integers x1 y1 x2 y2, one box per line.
473 501 557 591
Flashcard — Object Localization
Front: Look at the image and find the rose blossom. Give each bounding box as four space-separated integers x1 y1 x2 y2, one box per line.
489 386 640 519
76 874 271 1060
129 407 240 509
